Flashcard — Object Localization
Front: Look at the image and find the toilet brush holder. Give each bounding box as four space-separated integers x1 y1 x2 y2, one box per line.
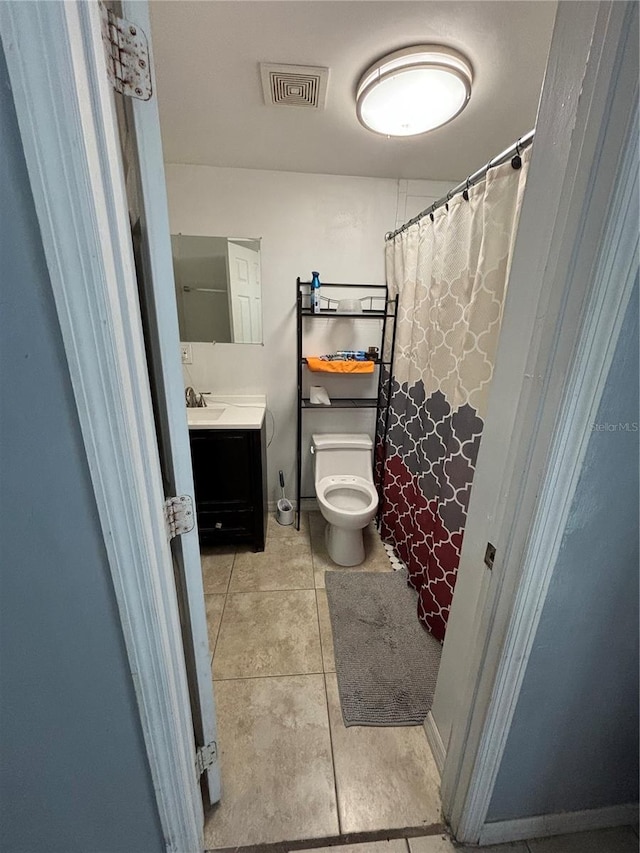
276 470 294 526
276 501 294 526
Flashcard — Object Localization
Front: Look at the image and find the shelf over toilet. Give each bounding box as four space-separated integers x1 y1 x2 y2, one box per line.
295 277 398 531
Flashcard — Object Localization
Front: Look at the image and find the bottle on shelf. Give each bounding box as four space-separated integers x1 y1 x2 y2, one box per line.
311 270 321 314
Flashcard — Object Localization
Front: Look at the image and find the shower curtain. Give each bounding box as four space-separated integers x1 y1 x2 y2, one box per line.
378 150 530 642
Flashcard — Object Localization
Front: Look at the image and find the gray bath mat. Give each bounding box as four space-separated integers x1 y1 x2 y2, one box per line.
325 569 442 726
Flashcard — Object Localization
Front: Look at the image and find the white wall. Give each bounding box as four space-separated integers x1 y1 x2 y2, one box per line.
396 178 455 229
165 164 452 503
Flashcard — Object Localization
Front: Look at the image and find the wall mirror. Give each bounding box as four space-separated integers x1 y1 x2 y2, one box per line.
171 234 262 344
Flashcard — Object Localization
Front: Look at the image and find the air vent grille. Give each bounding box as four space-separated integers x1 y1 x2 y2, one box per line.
260 63 329 109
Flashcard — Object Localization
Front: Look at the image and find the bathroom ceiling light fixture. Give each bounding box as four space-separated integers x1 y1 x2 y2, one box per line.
356 45 473 137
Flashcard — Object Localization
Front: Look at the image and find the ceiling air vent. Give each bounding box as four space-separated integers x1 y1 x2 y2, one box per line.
260 63 329 109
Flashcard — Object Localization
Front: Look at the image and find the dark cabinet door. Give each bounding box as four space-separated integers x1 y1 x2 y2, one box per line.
189 427 266 550
190 430 254 509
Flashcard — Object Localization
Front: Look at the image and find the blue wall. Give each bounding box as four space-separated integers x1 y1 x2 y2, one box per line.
0 44 165 852
488 283 639 820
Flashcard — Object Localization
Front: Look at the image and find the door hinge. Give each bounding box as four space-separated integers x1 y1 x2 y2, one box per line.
164 495 195 539
100 3 152 101
195 741 217 777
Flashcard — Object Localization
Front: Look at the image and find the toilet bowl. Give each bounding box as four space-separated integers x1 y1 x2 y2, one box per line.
312 434 379 566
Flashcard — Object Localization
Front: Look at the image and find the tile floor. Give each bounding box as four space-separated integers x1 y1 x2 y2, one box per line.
203 512 442 850
202 515 638 853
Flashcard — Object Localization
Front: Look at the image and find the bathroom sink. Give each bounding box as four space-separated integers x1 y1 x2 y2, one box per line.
186 406 226 426
186 395 266 430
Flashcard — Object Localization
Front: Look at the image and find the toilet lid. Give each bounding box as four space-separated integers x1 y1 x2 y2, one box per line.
312 433 373 451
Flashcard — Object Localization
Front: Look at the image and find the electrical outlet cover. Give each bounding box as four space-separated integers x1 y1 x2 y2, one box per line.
180 343 192 364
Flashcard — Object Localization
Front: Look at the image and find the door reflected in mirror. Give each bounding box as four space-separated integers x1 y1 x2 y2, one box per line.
171 235 262 344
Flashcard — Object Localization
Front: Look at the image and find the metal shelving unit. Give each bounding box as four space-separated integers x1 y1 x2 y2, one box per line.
295 278 398 530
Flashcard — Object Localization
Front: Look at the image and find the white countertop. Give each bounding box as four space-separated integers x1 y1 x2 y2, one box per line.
186 394 266 430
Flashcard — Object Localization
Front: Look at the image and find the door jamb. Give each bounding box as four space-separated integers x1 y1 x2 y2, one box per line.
119 0 221 805
438 1 638 841
0 2 203 850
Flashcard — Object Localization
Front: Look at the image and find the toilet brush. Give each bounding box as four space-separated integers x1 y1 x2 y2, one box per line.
276 470 294 526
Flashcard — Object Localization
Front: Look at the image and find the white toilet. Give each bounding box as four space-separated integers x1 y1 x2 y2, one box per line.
311 433 379 567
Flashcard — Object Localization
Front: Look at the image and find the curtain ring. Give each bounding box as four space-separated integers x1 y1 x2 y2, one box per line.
462 179 470 202
511 140 522 170
445 191 451 212
429 210 434 222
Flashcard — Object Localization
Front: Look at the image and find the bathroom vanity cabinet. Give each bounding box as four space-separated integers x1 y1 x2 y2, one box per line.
189 424 267 551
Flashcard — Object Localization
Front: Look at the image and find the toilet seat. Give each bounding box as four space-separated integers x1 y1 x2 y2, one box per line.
316 475 378 529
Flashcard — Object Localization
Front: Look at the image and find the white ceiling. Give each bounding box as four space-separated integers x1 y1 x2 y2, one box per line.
149 1 556 181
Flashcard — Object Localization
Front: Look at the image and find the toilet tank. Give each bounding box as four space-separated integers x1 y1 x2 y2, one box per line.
312 433 374 481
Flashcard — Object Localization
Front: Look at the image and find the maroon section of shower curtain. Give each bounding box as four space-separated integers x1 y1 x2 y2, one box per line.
377 378 483 642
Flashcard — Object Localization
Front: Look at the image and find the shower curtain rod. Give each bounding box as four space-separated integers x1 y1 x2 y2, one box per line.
386 128 535 241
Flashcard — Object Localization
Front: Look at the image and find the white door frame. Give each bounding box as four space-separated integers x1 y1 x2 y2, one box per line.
120 0 221 805
0 2 203 851
2 0 636 850
436 1 638 843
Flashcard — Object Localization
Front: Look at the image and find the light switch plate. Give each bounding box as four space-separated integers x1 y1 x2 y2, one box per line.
180 343 192 364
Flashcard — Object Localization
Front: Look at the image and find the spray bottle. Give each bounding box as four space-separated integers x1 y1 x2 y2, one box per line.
311 271 321 314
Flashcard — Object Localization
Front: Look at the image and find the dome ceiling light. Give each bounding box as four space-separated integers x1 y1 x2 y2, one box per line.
356 45 473 137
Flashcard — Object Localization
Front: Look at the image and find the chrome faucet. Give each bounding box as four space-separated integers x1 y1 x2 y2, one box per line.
185 386 207 408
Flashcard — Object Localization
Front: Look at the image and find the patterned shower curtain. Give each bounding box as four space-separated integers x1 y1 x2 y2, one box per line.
378 150 530 642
